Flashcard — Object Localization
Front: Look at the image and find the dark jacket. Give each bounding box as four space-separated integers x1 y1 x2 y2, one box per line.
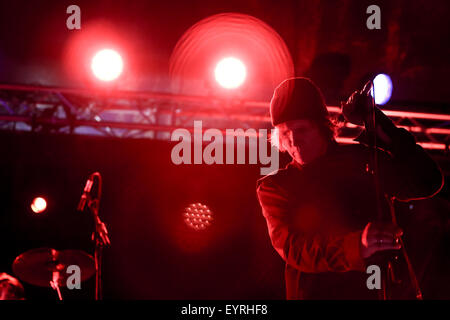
256 109 444 299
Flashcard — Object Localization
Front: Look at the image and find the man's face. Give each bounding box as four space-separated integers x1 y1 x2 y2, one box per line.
277 119 328 164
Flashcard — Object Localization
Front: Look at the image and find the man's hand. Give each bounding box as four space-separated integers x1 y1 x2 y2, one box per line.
341 81 374 126
360 221 403 259
342 82 395 145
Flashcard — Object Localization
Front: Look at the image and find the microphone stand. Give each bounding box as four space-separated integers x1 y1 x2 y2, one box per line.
84 172 111 300
362 82 388 299
363 83 422 300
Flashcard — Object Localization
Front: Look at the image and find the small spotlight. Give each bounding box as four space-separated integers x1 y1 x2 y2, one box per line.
31 197 47 214
183 203 213 230
214 57 247 89
91 49 123 81
371 74 392 105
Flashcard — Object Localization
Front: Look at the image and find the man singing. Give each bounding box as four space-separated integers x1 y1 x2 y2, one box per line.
256 77 443 299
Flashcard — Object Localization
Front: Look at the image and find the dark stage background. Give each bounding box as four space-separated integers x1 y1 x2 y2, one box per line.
0 131 449 299
0 130 287 299
0 0 449 299
0 0 450 108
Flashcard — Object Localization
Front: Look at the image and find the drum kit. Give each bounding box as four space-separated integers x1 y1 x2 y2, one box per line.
1 172 110 300
2 248 95 300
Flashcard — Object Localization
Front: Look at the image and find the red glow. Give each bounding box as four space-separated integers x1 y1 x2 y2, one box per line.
91 49 123 81
335 137 447 150
63 21 131 87
31 197 47 214
344 122 450 135
170 13 294 98
325 105 450 121
214 57 247 89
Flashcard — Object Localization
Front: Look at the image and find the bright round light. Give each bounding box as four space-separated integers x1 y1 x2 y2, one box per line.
91 49 123 81
214 57 247 89
183 203 213 230
31 197 47 214
371 74 393 105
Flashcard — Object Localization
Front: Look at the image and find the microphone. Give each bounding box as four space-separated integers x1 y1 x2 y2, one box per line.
77 175 94 211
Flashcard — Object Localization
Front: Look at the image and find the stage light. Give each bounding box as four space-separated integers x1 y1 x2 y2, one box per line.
183 203 213 230
91 49 123 81
214 57 247 89
31 197 47 214
371 73 392 105
170 13 294 98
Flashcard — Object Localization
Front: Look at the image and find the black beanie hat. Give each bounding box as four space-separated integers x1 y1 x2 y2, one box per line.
270 77 329 126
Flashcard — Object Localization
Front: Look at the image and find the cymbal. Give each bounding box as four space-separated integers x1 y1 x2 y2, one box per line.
12 248 95 287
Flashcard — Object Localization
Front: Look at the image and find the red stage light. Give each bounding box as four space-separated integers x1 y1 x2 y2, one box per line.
183 203 213 230
31 197 47 214
214 57 247 89
169 13 294 98
91 49 123 81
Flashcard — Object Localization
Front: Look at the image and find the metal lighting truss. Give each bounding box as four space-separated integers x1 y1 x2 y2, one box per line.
0 84 449 154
